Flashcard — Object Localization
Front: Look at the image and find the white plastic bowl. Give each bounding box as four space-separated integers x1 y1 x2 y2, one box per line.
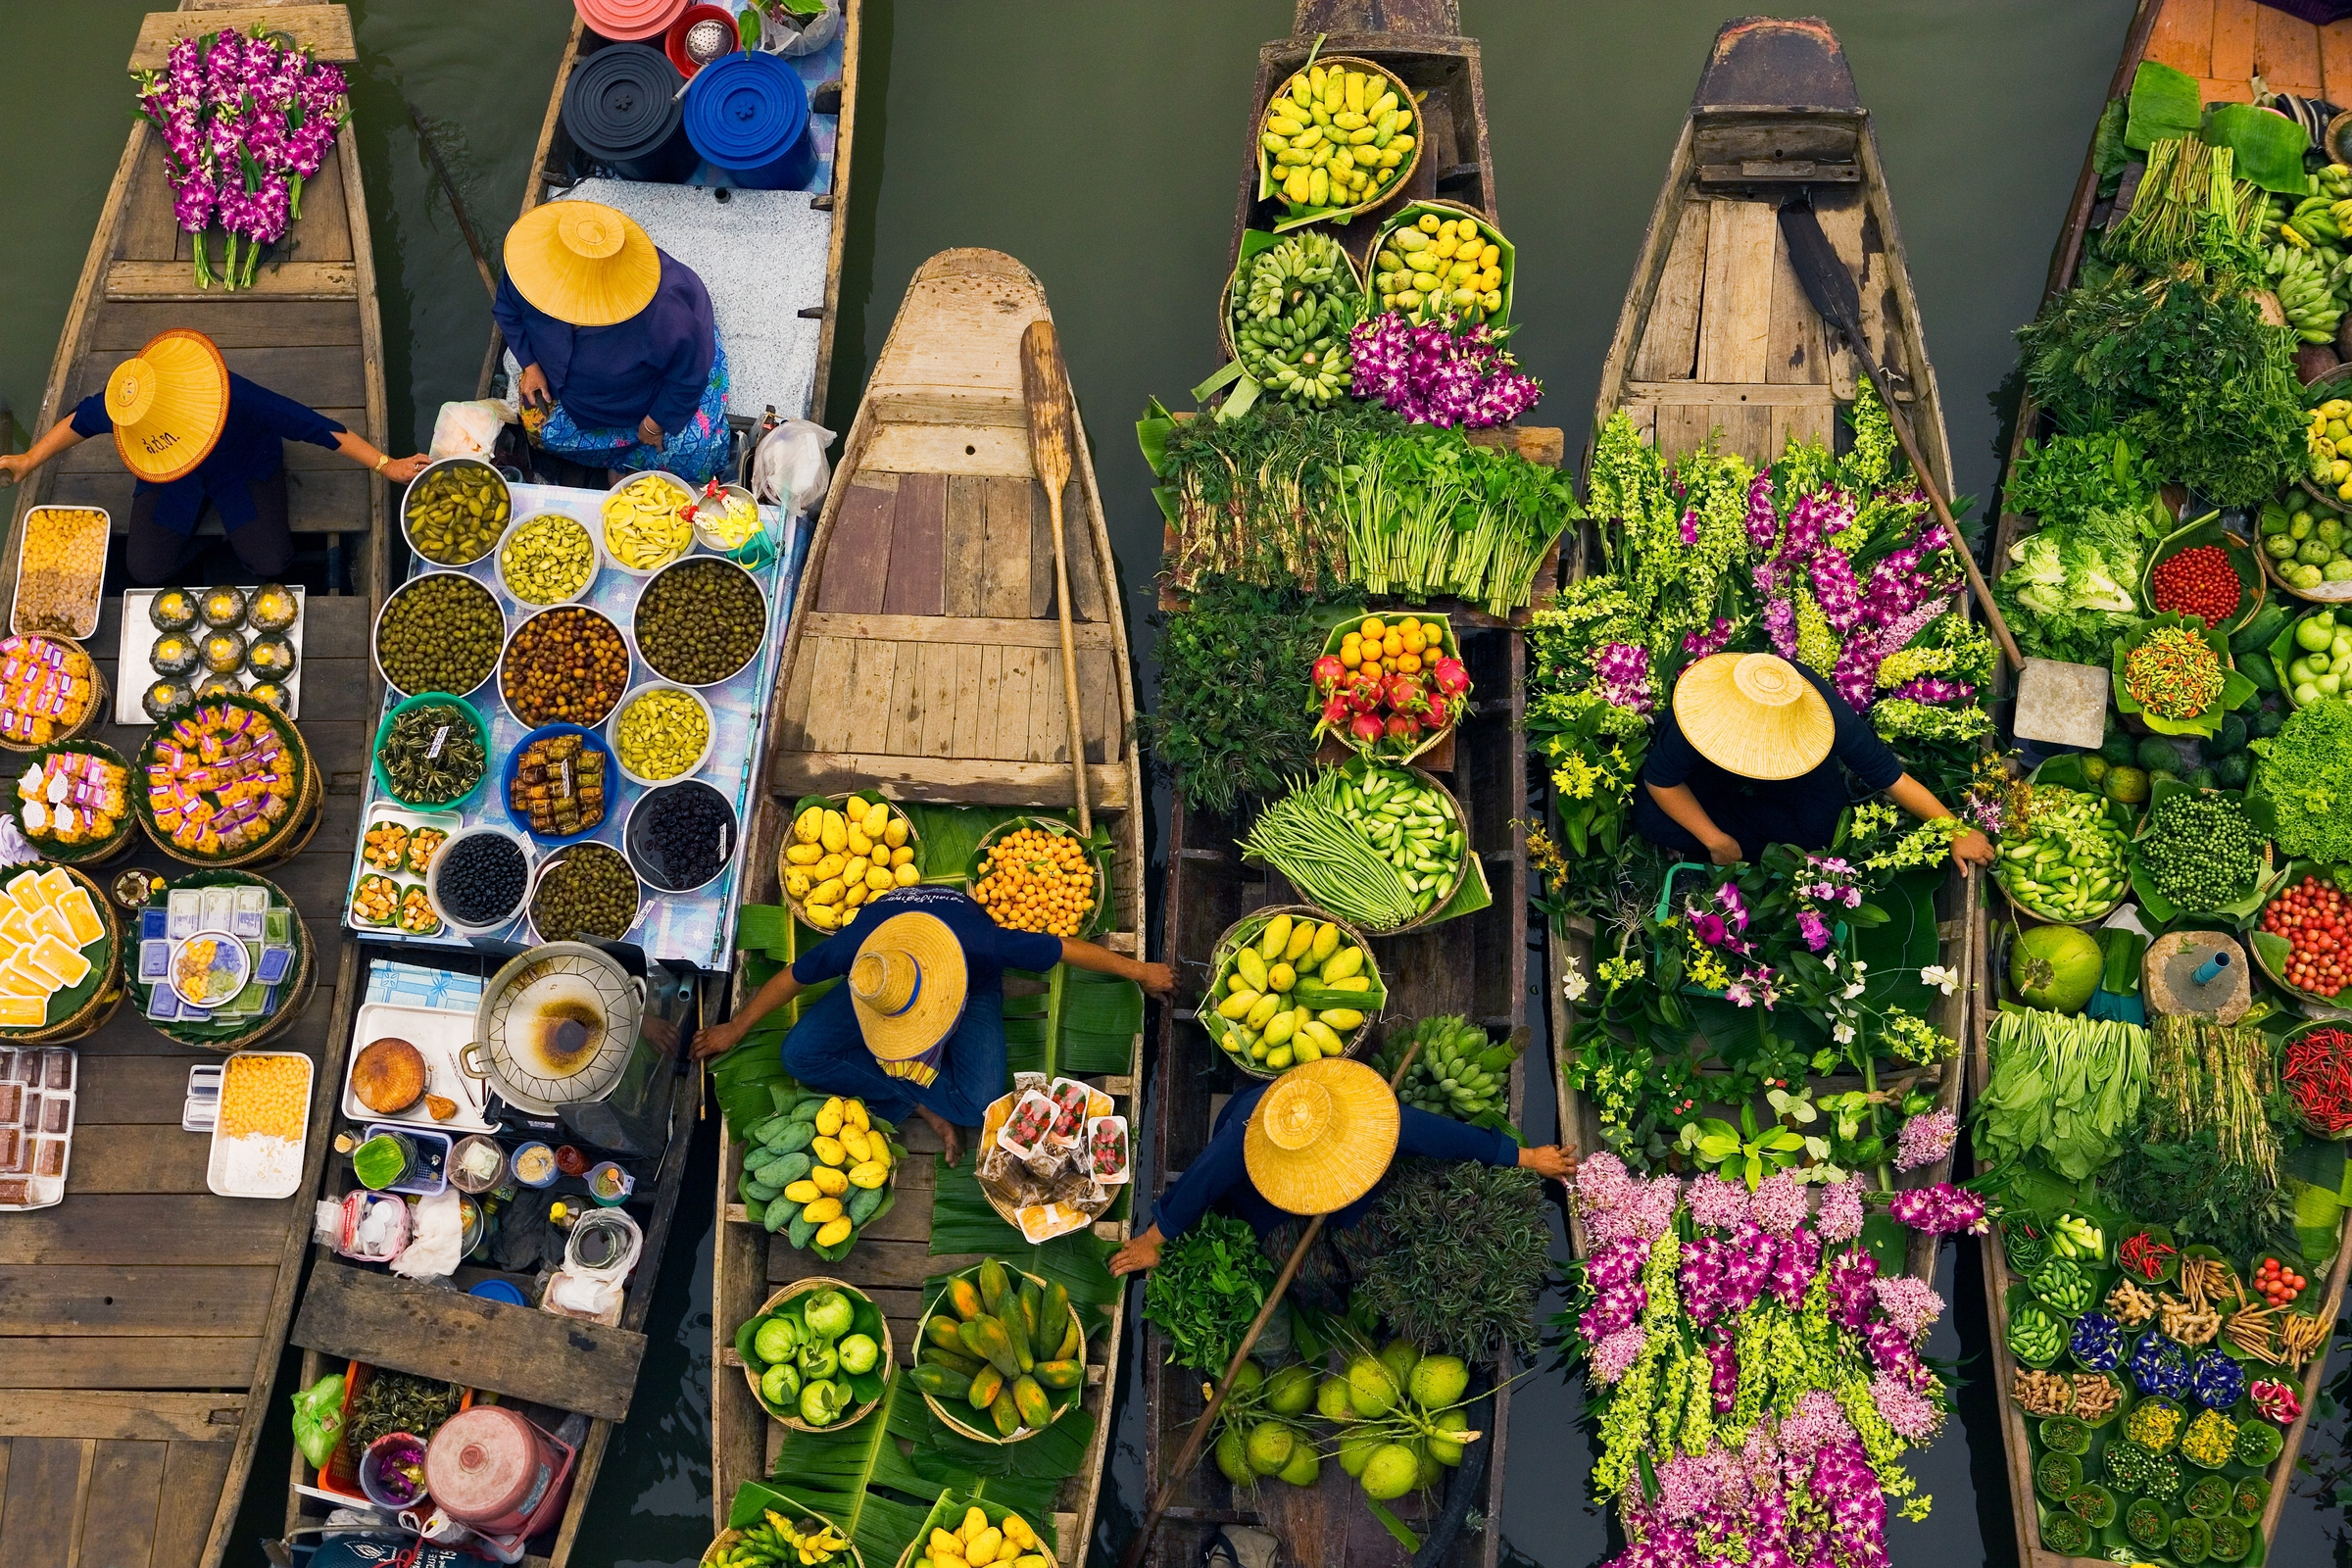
596 470 696 578
424 824 537 935
606 679 716 787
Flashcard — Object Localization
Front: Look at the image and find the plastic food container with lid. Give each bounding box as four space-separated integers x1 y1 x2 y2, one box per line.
424 1405 579 1538
681 50 815 190
571 0 688 42
559 41 697 182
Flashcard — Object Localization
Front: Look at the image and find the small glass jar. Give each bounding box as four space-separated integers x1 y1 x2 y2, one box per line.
199 585 247 630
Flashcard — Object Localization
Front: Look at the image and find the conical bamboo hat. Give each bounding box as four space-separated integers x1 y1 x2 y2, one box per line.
1672 652 1836 781
1244 1057 1400 1216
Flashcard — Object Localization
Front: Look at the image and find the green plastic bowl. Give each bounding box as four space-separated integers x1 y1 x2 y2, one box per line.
371 692 490 813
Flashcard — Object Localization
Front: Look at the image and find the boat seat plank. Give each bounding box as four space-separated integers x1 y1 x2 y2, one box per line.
769 1237 986 1291
0 1393 243 1445
879 472 947 617
0 1336 262 1392
49 466 368 538
1633 202 1710 382
58 407 368 473
152 1441 233 1568
106 261 359 301
129 7 358 69
1765 221 1829 385
772 753 1130 813
2326 20 2352 100
68 344 367 426
0 1195 294 1268
943 475 986 615
861 423 1035 478
291 1261 648 1422
0 1266 276 1338
2214 0 2258 78
52 1124 210 1193
1623 381 1838 407
2148 0 2216 77
796 612 1117 651
76 1441 167 1568
1696 200 1777 384
0 1439 88 1567
813 479 897 614
2256 2 2325 94
982 476 1038 619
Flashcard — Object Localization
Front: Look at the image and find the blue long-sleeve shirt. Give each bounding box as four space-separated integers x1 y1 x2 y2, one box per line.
1151 1080 1517 1242
492 248 716 434
72 373 344 536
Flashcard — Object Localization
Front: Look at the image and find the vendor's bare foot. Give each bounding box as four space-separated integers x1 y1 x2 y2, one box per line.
919 1106 963 1166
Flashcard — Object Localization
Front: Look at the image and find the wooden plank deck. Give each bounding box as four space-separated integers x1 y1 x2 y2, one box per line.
715 244 1149 1562
0 3 386 1563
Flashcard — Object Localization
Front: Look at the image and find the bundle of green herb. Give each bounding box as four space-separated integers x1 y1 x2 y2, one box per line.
1141 1212 1278 1372
2016 267 2307 506
2104 137 2264 273
2251 698 2352 862
1145 574 1355 816
345 1370 463 1453
1334 1159 1552 1362
2099 1132 2296 1260
2146 1014 2279 1183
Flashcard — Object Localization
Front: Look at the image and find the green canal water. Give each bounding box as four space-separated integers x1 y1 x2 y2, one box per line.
7 2 2350 1565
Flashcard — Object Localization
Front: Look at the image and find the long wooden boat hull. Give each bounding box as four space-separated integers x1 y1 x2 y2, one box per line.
1977 6 2352 1565
1147 8 1534 1567
714 247 1148 1562
1546 16 1973 1284
0 7 386 1566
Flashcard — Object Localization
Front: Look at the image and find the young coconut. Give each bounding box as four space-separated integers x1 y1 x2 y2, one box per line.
1277 1442 1321 1488
1337 1430 1384 1478
1316 1374 1357 1422
1346 1352 1399 1417
1214 1425 1252 1485
1360 1442 1421 1501
1407 1353 1468 1409
1246 1420 1297 1476
1263 1363 1317 1416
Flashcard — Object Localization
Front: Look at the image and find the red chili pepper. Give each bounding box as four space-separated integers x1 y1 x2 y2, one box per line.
2120 1230 2178 1281
2284 1027 2352 1137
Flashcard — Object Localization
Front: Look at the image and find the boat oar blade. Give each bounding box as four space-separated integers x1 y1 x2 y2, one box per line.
1019 319 1092 832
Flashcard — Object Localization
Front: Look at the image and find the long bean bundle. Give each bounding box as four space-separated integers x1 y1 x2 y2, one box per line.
1240 766 1460 929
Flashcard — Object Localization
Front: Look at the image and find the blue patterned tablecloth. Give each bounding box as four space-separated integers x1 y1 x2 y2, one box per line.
344 482 810 971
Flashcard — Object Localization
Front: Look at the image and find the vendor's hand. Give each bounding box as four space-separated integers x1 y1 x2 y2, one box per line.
0 453 31 486
1109 1225 1165 1277
638 416 664 448
1705 833 1744 867
379 454 432 484
691 1016 750 1062
1134 960 1176 998
1519 1145 1578 1182
517 363 551 411
1949 827 1996 871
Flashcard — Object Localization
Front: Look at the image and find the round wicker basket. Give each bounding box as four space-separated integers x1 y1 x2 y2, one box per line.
1204 903 1385 1081
1251 54 1424 228
967 815 1110 939
739 1276 893 1435
0 658 109 755
912 1263 1087 1446
0 863 123 1045
777 794 922 933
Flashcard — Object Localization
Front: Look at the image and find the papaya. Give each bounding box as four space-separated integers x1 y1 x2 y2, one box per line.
1000 1292 1035 1373
1019 1279 1043 1343
788 1213 819 1249
1039 1282 1071 1348
1056 1316 1083 1361
959 1315 1022 1379
1011 1376 1053 1429
991 1392 1023 1438
908 1362 972 1400
978 1259 1015 1320
967 1364 1004 1408
921 1344 984 1377
949 1277 985 1321
1033 1358 1083 1390
927 1314 968 1353
846 1184 886 1225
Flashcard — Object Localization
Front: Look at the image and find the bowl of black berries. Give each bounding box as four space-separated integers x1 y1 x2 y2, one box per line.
426 825 535 933
624 779 738 894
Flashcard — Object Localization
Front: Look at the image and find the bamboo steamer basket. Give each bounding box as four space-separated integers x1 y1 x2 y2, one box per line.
777 793 922 934
741 1276 893 1435
913 1263 1087 1446
1204 903 1383 1080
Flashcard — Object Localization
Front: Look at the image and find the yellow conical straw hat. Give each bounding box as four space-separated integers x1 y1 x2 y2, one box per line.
1672 652 1836 781
1244 1057 1401 1216
850 911 968 1070
503 200 662 327
106 330 228 484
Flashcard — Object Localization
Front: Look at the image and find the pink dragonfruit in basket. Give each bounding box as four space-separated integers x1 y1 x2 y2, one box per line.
1311 654 1347 693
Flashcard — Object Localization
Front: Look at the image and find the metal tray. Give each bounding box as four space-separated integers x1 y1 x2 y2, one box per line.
11 507 108 640
342 1000 496 1135
206 1049 314 1199
115 585 308 723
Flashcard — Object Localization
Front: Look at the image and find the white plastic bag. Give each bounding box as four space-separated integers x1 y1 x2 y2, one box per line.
428 399 513 463
761 0 843 57
389 1187 464 1280
751 418 834 514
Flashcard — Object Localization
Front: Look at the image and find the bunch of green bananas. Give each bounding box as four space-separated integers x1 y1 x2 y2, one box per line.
2268 242 2346 343
1231 232 1361 404
711 1513 849 1568
2260 167 2352 246
1375 1015 1524 1121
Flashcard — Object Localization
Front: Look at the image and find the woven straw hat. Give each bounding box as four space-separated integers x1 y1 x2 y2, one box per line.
105 330 228 484
504 201 662 327
850 911 968 1071
1672 652 1836 781
1244 1058 1401 1216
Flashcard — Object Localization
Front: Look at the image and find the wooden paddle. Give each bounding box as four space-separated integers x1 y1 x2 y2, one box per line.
410 103 498 304
1113 1040 1426 1568
1018 318 1094 834
1777 199 2026 673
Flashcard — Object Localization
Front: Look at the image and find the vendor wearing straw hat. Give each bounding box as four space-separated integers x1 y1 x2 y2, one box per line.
692 886 1175 1162
0 328 428 584
1108 1057 1576 1279
493 199 732 484
1633 651 1995 870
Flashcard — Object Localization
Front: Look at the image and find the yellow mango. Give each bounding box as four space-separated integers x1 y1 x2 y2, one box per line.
895 862 921 887
814 1215 854 1248
840 1126 871 1163
814 853 847 882
810 1164 849 1197
1308 921 1341 964
816 1096 845 1134
1281 920 1316 963
1268 962 1296 993
1245 993 1282 1029
793 806 823 844
885 815 909 848
843 882 869 908
962 1508 990 1539
849 1159 888 1189
1217 988 1261 1020
812 1135 847 1167
968 1530 1003 1564
785 842 822 865
1257 913 1293 961
784 870 811 899
891 846 915 867
1263 1009 1298 1046
1318 1007 1365 1030
865 865 895 892
806 904 840 931
808 878 844 907
846 824 872 857
783 1179 821 1203
1001 1515 1035 1550
802 1196 844 1225
932 1532 963 1560
1321 945 1365 982
861 800 890 837
844 1098 869 1131
871 846 892 868
1284 168 1310 204
820 809 848 853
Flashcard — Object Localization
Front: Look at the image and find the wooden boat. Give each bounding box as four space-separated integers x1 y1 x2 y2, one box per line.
714 248 1147 1561
1546 16 1972 1283
1144 9 1540 1568
0 6 386 1566
1974 7 2352 1566
478 0 864 472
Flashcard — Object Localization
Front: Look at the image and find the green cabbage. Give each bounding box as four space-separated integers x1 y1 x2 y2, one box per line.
2254 699 2352 862
2002 517 2141 615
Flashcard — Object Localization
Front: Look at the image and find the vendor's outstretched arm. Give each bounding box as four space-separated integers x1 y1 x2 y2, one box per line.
1058 936 1175 997
1886 772 1995 869
1644 781 1743 866
0 418 87 487
691 966 804 1061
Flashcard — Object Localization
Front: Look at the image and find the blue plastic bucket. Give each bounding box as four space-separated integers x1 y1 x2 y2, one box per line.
564 43 697 184
468 1279 528 1306
682 51 815 190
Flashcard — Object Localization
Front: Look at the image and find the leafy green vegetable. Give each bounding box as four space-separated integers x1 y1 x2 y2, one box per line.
1335 1160 1552 1361
2100 1132 2298 1259
1141 1212 1277 1372
1143 573 1355 817
2001 524 2139 614
2250 698 2352 861
2203 103 2311 195
1977 1007 2152 1181
2124 60 2202 151
2006 429 2163 530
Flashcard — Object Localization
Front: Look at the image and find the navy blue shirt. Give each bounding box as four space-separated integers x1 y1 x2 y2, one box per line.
1151 1080 1518 1242
72 373 345 536
492 249 716 434
1633 659 1904 858
791 886 1062 993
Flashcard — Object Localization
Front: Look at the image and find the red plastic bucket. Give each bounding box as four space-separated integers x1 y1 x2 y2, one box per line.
664 4 739 79
423 1405 577 1538
572 0 688 43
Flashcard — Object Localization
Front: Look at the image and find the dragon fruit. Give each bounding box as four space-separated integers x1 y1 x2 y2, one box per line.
1386 711 1421 744
1432 657 1470 699
1348 712 1386 747
1320 694 1352 728
1311 655 1347 692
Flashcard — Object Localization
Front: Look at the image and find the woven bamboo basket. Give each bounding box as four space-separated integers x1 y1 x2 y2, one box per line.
135 695 318 869
1202 903 1384 1080
913 1263 1087 1446
4 863 124 1045
0 659 110 755
777 793 922 933
740 1277 893 1435
967 815 1110 939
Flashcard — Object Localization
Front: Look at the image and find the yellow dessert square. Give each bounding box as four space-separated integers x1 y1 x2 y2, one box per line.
58 888 100 948
0 996 46 1028
28 906 71 949
5 870 46 914
0 962 42 999
0 908 34 949
9 952 61 994
34 867 73 908
27 935 87 989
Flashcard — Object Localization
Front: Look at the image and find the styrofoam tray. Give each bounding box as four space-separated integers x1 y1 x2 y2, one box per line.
342 1001 496 1134
115 585 308 723
206 1049 314 1199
